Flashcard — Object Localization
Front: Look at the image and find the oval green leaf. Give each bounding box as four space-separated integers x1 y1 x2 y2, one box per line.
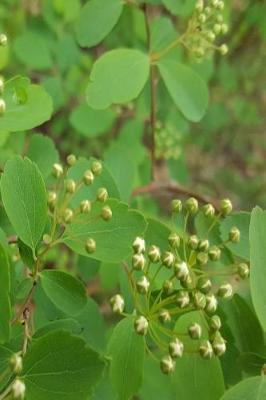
0 244 11 343
221 376 266 400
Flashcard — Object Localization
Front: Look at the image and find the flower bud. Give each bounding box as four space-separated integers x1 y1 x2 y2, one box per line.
237 263 249 279
52 163 63 178
91 160 103 176
193 291 206 309
162 251 175 268
80 200 91 213
66 154 76 166
195 48 205 58
0 77 4 94
220 198 232 215
65 179 76 194
229 226 240 243
198 13 206 23
12 379 26 399
213 23 221 35
176 290 190 308
148 245 161 263
217 1 224 10
209 315 222 331
221 23 228 34
212 332 226 356
133 237 145 254
197 252 208 265
185 197 198 214
171 199 182 213
199 340 213 359
0 33 7 46
136 276 150 294
205 6 211 15
97 187 108 202
158 309 171 324
134 316 148 335
174 261 189 280
195 0 204 12
197 277 212 294
180 274 193 289
110 294 125 314
188 322 202 339
48 191 57 207
0 98 5 116
217 283 233 299
199 239 209 252
203 204 215 218
163 279 173 294
43 234 52 245
205 294 218 314
101 205 112 221
160 355 175 374
169 338 184 359
85 238 96 254
168 232 180 249
63 208 74 223
10 353 23 374
132 253 145 271
207 31 216 42
216 14 224 23
209 245 221 261
188 235 199 250
83 170 94 185
211 0 219 7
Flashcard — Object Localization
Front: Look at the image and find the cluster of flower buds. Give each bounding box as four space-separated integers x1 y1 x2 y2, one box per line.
8 352 26 398
155 121 182 161
183 0 229 61
0 34 7 117
110 196 249 375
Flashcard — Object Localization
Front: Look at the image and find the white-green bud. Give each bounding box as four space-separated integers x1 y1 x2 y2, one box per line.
136 276 150 294
199 239 209 252
66 154 76 166
169 338 184 359
217 1 224 10
217 283 233 299
176 290 190 308
168 232 180 248
210 315 222 331
97 187 108 202
158 309 171 324
209 245 221 261
195 47 205 58
197 277 212 294
65 179 76 194
174 261 189 281
188 322 202 339
91 160 103 176
212 332 226 356
197 252 208 265
0 33 7 46
10 353 23 374
216 14 224 23
0 98 6 116
181 274 193 289
237 263 249 279
162 251 175 268
101 205 112 221
203 203 215 218
193 291 206 309
205 294 218 314
85 238 96 254
160 355 175 375
43 234 52 245
132 253 145 271
206 31 216 42
80 200 91 214
219 44 228 55
199 340 213 359
211 0 219 7
134 316 149 336
52 163 63 178
186 197 198 214
221 23 228 34
195 0 204 12
63 208 74 223
188 235 199 250
133 237 145 254
12 379 26 399
110 294 125 314
148 245 161 263
0 77 4 94
213 23 222 35
171 199 182 213
47 191 57 207
83 170 94 185
220 198 233 215
229 226 240 243
163 279 173 294
198 13 206 23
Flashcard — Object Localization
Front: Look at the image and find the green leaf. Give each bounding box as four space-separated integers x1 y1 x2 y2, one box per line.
150 16 178 53
21 330 105 400
27 134 59 179
0 243 11 343
221 376 266 400
0 156 47 251
157 59 209 122
250 207 266 331
63 199 147 263
86 49 150 109
33 319 82 339
108 317 145 400
0 345 13 390
220 212 250 260
40 270 87 316
162 0 196 16
0 77 53 132
75 0 123 48
239 352 266 376
70 104 116 138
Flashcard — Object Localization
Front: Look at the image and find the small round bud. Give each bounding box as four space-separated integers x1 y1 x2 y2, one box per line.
193 291 206 309
85 238 96 254
217 1 224 10
43 234 52 245
217 283 233 299
160 355 175 375
134 316 149 336
188 235 199 250
171 199 182 213
148 245 161 263
83 170 94 185
212 332 226 356
101 205 112 221
66 154 76 166
97 187 108 202
10 353 23 374
237 263 249 279
197 252 208 265
198 13 206 23
0 98 6 116
206 31 216 42
132 253 145 271
162 251 175 268
216 14 224 23
188 322 202 339
133 237 145 254
203 204 215 218
110 294 125 314
136 276 150 294
163 279 173 294
229 226 240 243
168 232 180 249
176 290 190 308
209 315 222 331
80 200 91 214
91 160 103 176
221 23 228 34
52 163 63 178
213 23 222 35
186 197 198 214
205 294 218 314
220 198 233 216
158 309 171 324
211 0 219 7
195 47 205 58
199 239 209 252
0 33 7 46
180 274 193 289
197 277 212 294
0 77 4 94
12 379 26 399
219 44 228 55
199 340 213 359
65 179 76 194
209 245 221 261
63 208 74 223
195 0 204 12
169 338 184 359
174 261 189 281
205 6 211 15
48 191 57 207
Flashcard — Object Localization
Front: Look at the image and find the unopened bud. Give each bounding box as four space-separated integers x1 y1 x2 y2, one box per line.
186 197 198 214
176 290 190 308
188 235 199 250
209 245 221 261
85 238 96 254
80 200 91 213
48 191 57 207
217 283 233 299
220 198 232 215
132 253 145 271
169 338 184 359
238 263 249 279
110 294 124 314
212 332 226 356
171 199 182 213
163 279 173 294
213 23 221 35
12 379 25 399
66 154 76 166
133 237 145 254
188 322 202 339
197 252 208 265
101 205 112 221
203 204 215 218
197 277 212 294
52 163 63 178
63 208 74 223
162 251 175 268
219 43 228 55
65 179 76 194
180 274 193 289
211 0 219 7
136 276 150 294
0 77 4 94
91 160 103 176
207 31 216 41
10 353 23 374
160 355 175 374
193 291 206 309
217 1 224 10
0 98 6 116
209 315 222 331
43 234 52 245
168 232 180 248
198 13 206 23
83 170 94 185
0 33 7 46
221 23 228 34
97 187 108 202
148 245 161 263
134 316 149 335
195 0 204 12
199 340 213 359
199 239 209 252
174 261 189 280
205 294 218 314
229 226 240 243
158 309 171 324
